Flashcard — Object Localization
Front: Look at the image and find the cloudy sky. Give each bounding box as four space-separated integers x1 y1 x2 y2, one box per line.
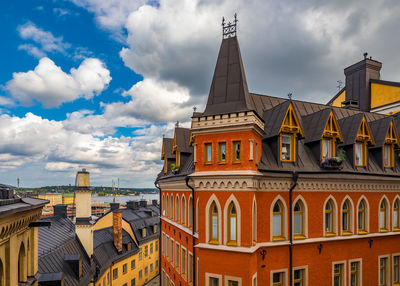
0 0 400 187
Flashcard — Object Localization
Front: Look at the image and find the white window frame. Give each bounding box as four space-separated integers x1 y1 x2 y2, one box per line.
378 255 390 286
270 196 288 241
323 196 338 236
181 246 187 280
223 194 241 246
332 261 346 286
224 275 242 286
270 268 288 286
205 273 222 286
393 252 400 285
252 273 257 286
293 265 308 286
356 196 370 234
348 258 362 286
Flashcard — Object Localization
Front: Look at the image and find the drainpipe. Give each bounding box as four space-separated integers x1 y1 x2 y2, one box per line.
289 171 298 286
155 181 162 280
185 176 196 286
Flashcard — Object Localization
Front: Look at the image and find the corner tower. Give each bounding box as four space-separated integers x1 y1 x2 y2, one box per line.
74 168 93 257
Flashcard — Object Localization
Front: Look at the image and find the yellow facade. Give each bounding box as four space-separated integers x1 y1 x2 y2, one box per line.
94 211 159 285
37 193 62 207
330 90 346 107
371 82 400 109
0 207 42 285
62 193 75 205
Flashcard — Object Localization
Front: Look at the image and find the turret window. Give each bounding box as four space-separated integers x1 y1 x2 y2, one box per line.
204 143 212 164
279 103 303 162
218 142 226 163
232 141 241 163
209 202 219 244
227 202 237 245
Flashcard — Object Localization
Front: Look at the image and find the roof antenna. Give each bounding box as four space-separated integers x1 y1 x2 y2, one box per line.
337 80 343 91
363 52 368 59
193 106 197 112
175 121 180 128
287 93 293 100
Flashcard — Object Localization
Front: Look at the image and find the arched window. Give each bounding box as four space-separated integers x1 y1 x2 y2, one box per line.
162 195 165 216
188 196 193 229
273 200 284 240
227 202 237 245
209 202 218 244
380 199 389 232
175 196 180 222
181 196 186 226
342 200 352 234
18 242 26 283
252 200 257 244
325 200 335 235
358 200 367 233
394 199 400 230
166 195 169 218
170 195 174 219
293 200 305 238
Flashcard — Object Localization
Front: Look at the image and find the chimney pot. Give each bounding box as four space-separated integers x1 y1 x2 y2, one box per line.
110 202 120 211
113 211 123 253
139 200 147 207
152 199 158 206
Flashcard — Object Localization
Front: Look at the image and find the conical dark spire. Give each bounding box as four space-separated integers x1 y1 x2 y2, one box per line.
202 36 255 116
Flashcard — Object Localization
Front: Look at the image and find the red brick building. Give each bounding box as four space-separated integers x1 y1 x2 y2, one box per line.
156 20 400 286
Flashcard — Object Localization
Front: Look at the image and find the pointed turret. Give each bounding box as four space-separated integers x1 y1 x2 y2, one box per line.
202 35 255 116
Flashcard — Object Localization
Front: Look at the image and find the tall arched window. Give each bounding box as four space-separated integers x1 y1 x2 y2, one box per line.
175 196 180 222
181 196 186 226
227 202 237 245
162 195 165 216
380 199 388 232
394 199 400 230
188 196 193 229
293 201 305 238
170 195 174 219
273 201 284 240
166 195 169 218
325 200 335 235
209 202 219 244
358 200 367 233
18 242 26 283
342 200 352 234
252 200 257 244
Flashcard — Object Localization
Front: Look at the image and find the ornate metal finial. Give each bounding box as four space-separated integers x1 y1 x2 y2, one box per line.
222 14 238 39
337 80 343 91
175 121 180 128
193 106 197 112
162 134 165 138
363 52 368 59
287 93 293 100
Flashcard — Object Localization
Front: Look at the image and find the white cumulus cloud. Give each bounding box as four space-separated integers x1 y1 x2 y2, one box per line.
6 57 111 107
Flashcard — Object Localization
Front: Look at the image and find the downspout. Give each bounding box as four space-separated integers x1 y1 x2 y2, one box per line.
155 181 162 279
289 171 298 286
185 176 196 286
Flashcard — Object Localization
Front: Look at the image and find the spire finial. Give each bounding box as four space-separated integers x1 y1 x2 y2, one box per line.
193 106 197 112
175 121 180 128
288 93 293 100
222 14 238 39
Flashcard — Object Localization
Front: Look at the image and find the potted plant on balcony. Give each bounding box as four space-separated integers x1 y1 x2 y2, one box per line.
171 164 180 174
321 148 346 169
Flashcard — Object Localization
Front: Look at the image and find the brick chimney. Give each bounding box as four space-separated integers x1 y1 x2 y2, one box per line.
343 54 382 111
110 202 120 211
54 204 67 218
113 211 122 253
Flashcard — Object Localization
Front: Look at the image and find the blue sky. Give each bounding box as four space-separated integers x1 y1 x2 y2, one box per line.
1 0 400 187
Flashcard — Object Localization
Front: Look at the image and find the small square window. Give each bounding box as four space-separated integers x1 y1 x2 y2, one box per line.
218 142 226 163
233 141 241 163
205 143 212 164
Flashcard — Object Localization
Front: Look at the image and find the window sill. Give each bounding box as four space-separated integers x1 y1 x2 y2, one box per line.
380 229 389 233
226 241 237 246
218 161 227 165
208 240 219 245
294 234 306 240
204 162 213 165
272 236 286 241
252 241 257 246
358 230 368 235
342 231 353 236
325 232 336 237
393 228 400 231
281 159 296 163
232 161 241 164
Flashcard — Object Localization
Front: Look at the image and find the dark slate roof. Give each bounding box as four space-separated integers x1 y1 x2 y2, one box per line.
337 113 365 146
303 108 333 143
369 117 392 147
162 138 174 159
93 227 139 279
38 216 93 286
121 204 160 245
0 196 48 218
174 128 192 154
157 152 194 182
263 100 291 138
203 36 256 117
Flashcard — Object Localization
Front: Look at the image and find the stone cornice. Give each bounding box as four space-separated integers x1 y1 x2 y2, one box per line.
191 111 264 137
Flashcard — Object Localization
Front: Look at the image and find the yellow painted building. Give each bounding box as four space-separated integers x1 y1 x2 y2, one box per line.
0 185 47 285
37 193 62 207
62 192 75 205
328 55 400 115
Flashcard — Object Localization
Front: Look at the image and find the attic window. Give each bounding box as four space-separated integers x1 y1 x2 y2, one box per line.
142 228 147 238
383 121 399 168
153 225 158 233
354 117 373 167
279 103 303 162
176 151 180 167
321 111 342 160
164 160 168 174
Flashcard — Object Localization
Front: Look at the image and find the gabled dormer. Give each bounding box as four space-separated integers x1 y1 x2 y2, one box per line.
161 138 174 173
303 109 343 164
172 127 193 170
264 101 304 163
338 114 374 168
369 118 399 168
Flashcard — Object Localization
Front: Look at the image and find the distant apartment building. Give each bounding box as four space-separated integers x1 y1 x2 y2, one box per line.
156 20 400 286
0 184 48 285
37 169 160 285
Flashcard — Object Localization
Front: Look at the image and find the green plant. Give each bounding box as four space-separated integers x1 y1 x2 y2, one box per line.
171 164 180 171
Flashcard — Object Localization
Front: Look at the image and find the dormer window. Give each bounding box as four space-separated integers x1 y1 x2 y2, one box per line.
354 117 373 167
383 121 398 168
142 228 147 238
321 111 342 160
279 103 303 162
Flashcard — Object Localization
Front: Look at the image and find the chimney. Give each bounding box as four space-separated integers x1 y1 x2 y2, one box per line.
126 201 135 210
113 211 123 253
75 168 90 188
152 199 158 206
343 54 382 111
139 200 147 207
53 204 67 218
110 202 120 211
64 254 82 279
